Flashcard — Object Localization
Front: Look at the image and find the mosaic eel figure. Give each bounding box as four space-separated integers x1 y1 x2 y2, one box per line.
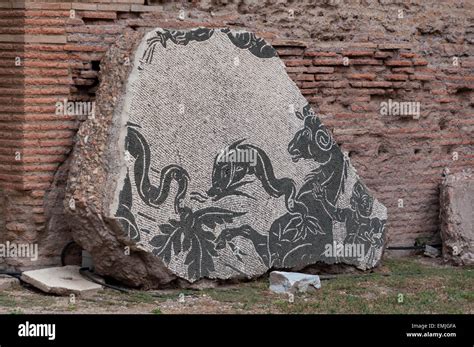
206 139 303 214
125 124 190 213
115 124 190 241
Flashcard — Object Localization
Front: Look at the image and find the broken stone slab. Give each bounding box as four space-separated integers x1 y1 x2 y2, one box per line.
0 274 20 290
269 271 321 294
424 245 441 258
440 170 474 266
64 27 387 288
21 266 102 296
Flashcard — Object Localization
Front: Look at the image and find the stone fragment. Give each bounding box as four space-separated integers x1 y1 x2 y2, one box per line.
424 245 441 258
21 266 102 296
440 170 474 266
64 27 387 287
269 271 321 294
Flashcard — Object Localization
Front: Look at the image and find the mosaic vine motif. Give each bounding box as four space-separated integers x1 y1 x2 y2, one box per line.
139 27 277 70
139 28 215 68
220 28 277 58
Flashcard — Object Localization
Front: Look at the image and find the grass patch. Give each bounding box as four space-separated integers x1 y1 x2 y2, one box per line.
0 293 17 308
202 280 269 311
151 308 162 314
268 258 473 314
0 292 55 310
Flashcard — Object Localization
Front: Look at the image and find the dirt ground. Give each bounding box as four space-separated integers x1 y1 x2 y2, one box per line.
0 257 472 314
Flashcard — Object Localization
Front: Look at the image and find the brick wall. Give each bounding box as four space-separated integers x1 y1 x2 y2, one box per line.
0 0 473 268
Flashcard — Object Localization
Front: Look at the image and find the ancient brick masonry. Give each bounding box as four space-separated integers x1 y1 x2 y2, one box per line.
0 0 472 268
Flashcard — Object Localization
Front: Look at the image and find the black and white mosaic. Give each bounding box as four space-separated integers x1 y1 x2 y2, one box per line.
112 27 387 282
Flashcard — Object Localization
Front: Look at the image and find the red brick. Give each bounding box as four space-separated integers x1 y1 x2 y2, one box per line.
307 67 334 74
73 78 96 86
24 77 72 85
64 44 108 52
391 82 422 89
313 58 345 66
277 48 305 56
314 74 339 81
437 97 458 103
392 67 415 74
351 103 371 112
286 67 308 73
461 60 474 68
302 81 347 88
413 59 429 66
97 4 131 12
343 50 374 57
77 11 117 20
284 59 312 67
6 222 28 232
374 51 392 59
348 73 376 80
378 43 413 50
30 190 45 198
385 60 413 67
300 88 318 95
353 88 390 95
349 59 382 65
23 60 70 69
385 74 408 81
270 39 307 48
350 81 393 88
305 51 338 57
295 74 314 81
22 164 59 172
410 74 435 81
400 52 417 58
